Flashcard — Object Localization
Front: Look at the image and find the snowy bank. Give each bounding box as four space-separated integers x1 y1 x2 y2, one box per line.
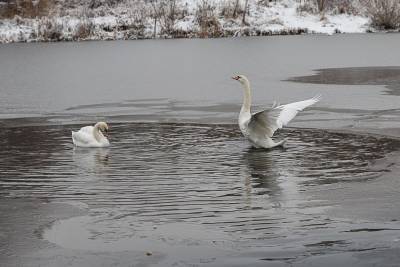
0 0 371 43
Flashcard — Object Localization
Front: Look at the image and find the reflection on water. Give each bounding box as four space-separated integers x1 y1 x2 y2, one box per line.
0 123 399 260
1 123 395 200
243 148 283 199
288 66 400 96
72 147 110 171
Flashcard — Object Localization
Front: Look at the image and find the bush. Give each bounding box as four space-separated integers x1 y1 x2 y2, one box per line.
366 0 400 29
0 0 53 19
219 0 244 19
195 0 222 37
333 0 360 15
126 1 148 31
74 19 94 40
37 18 63 41
296 0 318 14
150 0 182 35
296 0 359 15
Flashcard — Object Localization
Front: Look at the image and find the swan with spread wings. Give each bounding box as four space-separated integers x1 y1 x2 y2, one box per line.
232 75 321 149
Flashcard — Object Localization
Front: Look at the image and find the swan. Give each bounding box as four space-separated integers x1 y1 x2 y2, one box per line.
71 122 110 147
232 75 321 149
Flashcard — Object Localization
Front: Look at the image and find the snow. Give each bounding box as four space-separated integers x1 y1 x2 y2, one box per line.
0 0 372 43
240 0 369 35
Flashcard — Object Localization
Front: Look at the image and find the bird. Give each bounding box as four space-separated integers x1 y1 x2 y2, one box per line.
232 75 321 149
71 122 110 147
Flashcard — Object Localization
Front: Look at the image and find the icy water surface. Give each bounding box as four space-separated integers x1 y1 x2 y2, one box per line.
288 66 400 96
2 34 400 266
1 34 400 127
1 123 400 266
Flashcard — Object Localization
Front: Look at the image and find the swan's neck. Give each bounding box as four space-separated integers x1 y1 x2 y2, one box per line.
240 81 251 115
93 124 103 143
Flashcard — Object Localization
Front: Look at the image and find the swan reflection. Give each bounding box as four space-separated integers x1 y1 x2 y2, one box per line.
242 147 283 197
72 147 110 173
242 146 305 209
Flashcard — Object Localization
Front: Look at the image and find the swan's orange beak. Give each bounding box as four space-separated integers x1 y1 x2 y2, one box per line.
232 76 240 80
103 129 109 137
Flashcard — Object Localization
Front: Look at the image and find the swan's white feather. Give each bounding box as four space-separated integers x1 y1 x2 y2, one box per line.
235 75 321 148
275 95 321 128
79 126 95 134
249 95 321 138
71 125 109 148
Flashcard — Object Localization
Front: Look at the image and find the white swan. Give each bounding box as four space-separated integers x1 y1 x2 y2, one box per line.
71 122 110 147
232 75 321 149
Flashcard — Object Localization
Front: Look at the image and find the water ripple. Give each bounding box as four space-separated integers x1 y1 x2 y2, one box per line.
0 123 399 242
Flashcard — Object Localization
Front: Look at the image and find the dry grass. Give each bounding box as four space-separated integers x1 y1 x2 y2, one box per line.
219 0 244 19
0 0 54 19
73 19 94 40
150 0 185 35
196 0 222 37
296 0 318 14
37 18 63 41
296 0 360 15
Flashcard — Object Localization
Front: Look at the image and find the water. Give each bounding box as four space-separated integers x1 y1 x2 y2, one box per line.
1 123 400 266
2 34 400 266
1 123 395 205
1 34 400 125
288 66 400 96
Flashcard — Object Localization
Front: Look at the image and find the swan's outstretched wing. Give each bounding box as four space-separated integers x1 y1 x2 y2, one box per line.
248 95 321 138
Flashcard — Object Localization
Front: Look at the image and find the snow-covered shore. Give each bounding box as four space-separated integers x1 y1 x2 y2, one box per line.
0 0 372 43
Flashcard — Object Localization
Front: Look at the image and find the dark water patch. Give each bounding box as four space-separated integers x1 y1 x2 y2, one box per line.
1 122 400 265
261 256 297 261
345 228 400 233
0 123 397 201
287 66 400 95
0 198 86 265
304 240 349 247
65 99 240 113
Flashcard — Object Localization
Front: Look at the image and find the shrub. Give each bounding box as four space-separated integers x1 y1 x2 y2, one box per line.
74 19 95 40
150 0 181 35
0 0 53 19
366 0 400 29
37 18 63 41
296 0 318 14
126 0 148 31
296 0 360 15
219 0 244 19
195 0 222 37
295 0 326 14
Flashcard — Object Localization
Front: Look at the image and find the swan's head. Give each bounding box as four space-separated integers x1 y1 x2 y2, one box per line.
96 122 109 137
232 75 250 87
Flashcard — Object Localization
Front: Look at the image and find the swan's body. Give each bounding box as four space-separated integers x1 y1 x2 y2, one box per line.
72 122 110 148
233 75 321 149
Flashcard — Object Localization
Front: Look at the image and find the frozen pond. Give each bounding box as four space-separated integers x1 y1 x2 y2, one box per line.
1 34 400 128
1 34 400 266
